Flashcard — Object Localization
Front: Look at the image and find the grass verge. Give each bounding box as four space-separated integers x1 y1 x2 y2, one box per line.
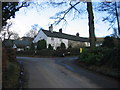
75 60 120 81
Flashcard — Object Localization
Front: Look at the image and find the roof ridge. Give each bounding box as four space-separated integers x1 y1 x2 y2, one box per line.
42 29 89 42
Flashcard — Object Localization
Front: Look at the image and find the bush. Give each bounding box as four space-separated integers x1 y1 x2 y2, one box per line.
78 47 120 68
79 48 104 66
60 42 66 49
54 49 68 57
17 51 35 56
36 49 55 56
37 39 47 50
103 48 120 68
48 44 53 50
102 36 115 48
30 42 35 50
56 46 61 50
67 48 80 55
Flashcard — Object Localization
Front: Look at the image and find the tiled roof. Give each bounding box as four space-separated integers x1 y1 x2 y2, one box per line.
42 29 89 42
14 40 31 48
3 39 31 48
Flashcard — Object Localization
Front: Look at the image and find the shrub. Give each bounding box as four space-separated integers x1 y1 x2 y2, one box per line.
30 42 35 50
79 48 104 66
78 47 120 68
36 49 55 56
56 46 61 50
102 36 115 48
68 45 72 49
67 48 80 55
37 39 47 50
103 48 120 68
60 42 66 49
17 51 35 56
48 44 53 50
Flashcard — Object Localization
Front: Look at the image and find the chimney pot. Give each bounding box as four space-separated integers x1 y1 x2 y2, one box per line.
59 28 62 33
76 33 79 37
49 24 53 32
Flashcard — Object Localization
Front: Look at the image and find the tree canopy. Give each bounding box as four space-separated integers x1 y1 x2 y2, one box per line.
2 2 29 26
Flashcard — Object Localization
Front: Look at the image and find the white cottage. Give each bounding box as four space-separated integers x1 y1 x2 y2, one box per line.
33 25 90 50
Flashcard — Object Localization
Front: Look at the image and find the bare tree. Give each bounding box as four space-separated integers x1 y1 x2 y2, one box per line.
0 21 20 40
1 22 13 40
25 30 37 38
11 32 19 40
97 1 120 37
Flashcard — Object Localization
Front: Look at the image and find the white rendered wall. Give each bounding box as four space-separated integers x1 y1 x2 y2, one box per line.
32 30 47 43
85 42 90 47
47 37 68 50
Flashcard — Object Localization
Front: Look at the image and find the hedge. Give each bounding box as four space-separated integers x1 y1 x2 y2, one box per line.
78 47 120 68
17 48 80 57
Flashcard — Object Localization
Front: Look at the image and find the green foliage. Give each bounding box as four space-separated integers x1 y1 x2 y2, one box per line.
17 51 35 56
79 48 104 65
2 62 20 88
68 45 72 49
102 48 120 68
36 49 55 56
37 39 47 50
60 42 66 49
48 44 53 50
102 36 115 48
56 46 61 50
30 42 35 50
79 48 102 65
79 47 120 68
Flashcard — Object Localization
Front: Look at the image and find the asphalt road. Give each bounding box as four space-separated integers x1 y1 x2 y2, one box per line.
17 57 119 88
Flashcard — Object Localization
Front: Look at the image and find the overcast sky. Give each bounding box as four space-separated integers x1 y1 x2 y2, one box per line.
7 1 118 38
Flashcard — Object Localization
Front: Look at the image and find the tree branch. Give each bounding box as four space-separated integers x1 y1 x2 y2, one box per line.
52 2 80 25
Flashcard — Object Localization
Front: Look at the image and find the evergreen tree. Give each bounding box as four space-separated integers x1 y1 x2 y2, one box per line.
37 39 47 50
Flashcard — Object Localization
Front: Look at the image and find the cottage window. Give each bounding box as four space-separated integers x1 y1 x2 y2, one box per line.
51 37 54 41
60 38 62 42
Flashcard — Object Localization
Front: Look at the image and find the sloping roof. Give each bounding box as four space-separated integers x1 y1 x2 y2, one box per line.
3 39 31 48
3 39 13 48
21 37 34 42
14 40 31 48
42 29 89 42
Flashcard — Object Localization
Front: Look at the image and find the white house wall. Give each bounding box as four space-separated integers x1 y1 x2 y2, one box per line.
85 42 90 47
47 37 68 50
32 30 47 43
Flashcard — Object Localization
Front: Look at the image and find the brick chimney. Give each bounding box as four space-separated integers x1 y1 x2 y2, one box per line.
59 28 62 33
49 24 53 32
76 32 79 37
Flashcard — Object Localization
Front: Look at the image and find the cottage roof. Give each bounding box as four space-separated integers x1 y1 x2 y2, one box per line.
3 39 31 48
14 40 31 48
42 29 89 42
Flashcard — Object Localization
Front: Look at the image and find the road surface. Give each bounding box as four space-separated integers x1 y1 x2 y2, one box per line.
17 57 119 88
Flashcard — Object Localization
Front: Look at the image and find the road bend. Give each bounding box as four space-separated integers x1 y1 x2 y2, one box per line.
17 57 119 88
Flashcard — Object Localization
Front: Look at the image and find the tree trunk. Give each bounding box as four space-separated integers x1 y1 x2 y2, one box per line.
87 1 96 50
115 2 120 36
